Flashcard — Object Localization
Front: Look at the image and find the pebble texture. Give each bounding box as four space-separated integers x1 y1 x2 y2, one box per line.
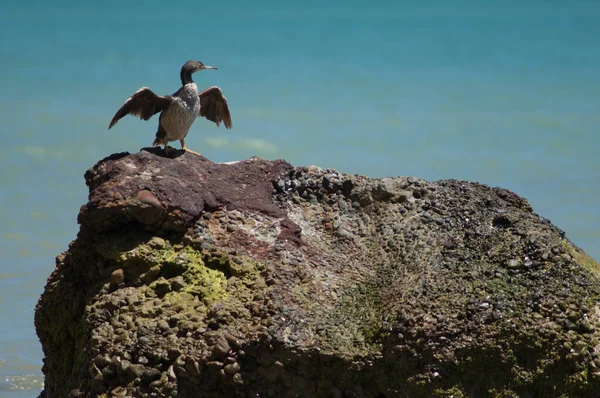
35 148 600 397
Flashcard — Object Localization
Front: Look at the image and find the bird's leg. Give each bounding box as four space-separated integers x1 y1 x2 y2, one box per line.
180 138 202 157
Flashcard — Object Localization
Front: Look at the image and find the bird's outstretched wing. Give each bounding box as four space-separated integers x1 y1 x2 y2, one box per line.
108 87 172 129
198 86 232 129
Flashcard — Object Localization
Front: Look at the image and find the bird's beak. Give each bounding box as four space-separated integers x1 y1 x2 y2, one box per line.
204 65 218 70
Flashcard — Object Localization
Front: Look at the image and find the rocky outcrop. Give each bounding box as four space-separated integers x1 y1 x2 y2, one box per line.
35 148 600 397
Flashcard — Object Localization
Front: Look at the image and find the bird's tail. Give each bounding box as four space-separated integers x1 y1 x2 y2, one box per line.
153 126 167 147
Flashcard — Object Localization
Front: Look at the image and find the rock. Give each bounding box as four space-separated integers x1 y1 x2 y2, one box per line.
35 151 600 398
167 348 183 361
224 362 241 375
152 277 171 297
126 364 146 379
90 374 106 395
110 269 125 285
141 368 161 385
149 237 166 248
185 358 202 377
210 339 231 360
232 372 244 385
157 320 170 332
170 276 187 291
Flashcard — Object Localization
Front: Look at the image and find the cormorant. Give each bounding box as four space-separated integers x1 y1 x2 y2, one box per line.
108 60 232 156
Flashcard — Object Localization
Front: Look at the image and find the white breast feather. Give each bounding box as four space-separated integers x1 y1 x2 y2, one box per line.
160 83 200 141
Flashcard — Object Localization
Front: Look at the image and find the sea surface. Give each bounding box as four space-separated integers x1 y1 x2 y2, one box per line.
1 1 598 395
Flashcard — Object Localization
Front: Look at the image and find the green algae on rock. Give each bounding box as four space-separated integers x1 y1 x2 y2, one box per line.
35 149 600 397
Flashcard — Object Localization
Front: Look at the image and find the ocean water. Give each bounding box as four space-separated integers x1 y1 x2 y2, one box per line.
1 0 598 394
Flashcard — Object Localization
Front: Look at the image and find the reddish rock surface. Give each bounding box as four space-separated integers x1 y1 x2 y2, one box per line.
80 148 299 239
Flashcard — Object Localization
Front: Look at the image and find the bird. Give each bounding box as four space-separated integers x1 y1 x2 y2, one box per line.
108 60 232 156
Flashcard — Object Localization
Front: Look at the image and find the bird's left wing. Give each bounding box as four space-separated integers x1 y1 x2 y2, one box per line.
108 87 172 129
198 86 232 129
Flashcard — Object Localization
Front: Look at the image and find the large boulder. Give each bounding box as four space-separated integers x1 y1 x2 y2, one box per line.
35 148 600 397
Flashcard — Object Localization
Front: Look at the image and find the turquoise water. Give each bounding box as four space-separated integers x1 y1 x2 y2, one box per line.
1 1 599 394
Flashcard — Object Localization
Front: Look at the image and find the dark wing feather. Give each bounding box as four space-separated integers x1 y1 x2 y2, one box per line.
108 87 172 129
198 86 232 129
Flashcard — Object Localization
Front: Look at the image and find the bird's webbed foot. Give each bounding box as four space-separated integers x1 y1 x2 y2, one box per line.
180 139 203 157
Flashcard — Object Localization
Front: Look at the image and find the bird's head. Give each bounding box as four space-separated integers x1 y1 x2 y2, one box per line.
181 60 217 84
183 60 217 73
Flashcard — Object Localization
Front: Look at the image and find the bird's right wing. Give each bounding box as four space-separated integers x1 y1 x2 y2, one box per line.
108 87 172 129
